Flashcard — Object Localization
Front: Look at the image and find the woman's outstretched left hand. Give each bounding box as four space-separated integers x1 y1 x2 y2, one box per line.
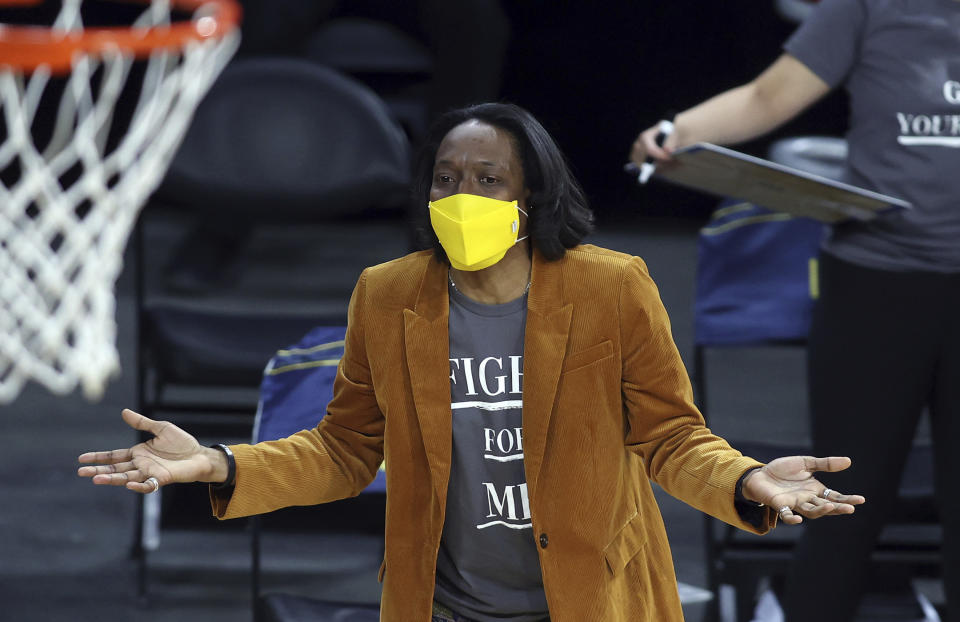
742 456 866 525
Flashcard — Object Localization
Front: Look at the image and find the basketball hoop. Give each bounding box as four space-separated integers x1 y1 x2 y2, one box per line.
0 0 240 403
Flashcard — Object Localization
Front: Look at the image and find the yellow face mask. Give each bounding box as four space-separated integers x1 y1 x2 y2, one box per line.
428 193 528 271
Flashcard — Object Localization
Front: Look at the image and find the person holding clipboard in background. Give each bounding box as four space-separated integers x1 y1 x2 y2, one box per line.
630 1 960 620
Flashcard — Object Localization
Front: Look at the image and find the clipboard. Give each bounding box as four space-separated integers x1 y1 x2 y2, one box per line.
651 143 911 223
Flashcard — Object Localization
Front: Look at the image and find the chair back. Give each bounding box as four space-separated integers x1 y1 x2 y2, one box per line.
156 57 411 219
306 18 434 76
694 200 824 346
254 326 386 492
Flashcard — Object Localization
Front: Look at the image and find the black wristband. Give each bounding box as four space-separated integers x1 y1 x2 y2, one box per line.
735 467 764 507
210 443 236 489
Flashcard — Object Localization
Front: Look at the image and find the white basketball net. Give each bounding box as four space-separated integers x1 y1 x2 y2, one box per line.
0 0 239 403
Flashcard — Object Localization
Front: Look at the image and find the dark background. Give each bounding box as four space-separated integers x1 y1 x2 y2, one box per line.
495 2 848 221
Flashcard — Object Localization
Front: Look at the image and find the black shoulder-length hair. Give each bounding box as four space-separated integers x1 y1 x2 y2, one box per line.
412 102 594 263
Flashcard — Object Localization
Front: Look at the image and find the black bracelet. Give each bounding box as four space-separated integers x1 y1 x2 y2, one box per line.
210 443 236 489
735 467 764 507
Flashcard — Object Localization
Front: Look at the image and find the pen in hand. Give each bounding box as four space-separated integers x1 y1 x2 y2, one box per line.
638 116 676 184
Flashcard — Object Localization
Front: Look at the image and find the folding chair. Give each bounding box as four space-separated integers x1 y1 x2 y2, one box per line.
132 56 410 596
694 200 821 622
695 138 940 622
251 326 384 622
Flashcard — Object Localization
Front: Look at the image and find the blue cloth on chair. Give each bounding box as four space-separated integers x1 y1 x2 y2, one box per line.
254 325 387 492
694 200 825 346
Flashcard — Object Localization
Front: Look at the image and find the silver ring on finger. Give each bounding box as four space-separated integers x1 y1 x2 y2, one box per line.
778 505 791 517
822 488 833 500
145 477 160 494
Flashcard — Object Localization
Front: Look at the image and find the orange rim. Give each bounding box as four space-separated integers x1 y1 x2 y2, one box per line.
0 0 241 73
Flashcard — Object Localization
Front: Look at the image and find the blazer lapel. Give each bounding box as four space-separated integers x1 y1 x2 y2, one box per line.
522 250 572 498
403 257 452 504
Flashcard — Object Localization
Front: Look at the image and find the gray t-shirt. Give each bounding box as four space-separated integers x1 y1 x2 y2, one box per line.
433 284 549 621
785 0 960 273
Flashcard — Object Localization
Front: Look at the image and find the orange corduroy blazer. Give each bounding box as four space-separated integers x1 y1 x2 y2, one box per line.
213 244 776 621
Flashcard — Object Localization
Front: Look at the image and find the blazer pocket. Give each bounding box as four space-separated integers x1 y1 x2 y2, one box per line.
561 339 614 374
602 511 647 576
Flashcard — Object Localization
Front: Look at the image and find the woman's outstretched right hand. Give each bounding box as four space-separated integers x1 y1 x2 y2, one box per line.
78 408 227 494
